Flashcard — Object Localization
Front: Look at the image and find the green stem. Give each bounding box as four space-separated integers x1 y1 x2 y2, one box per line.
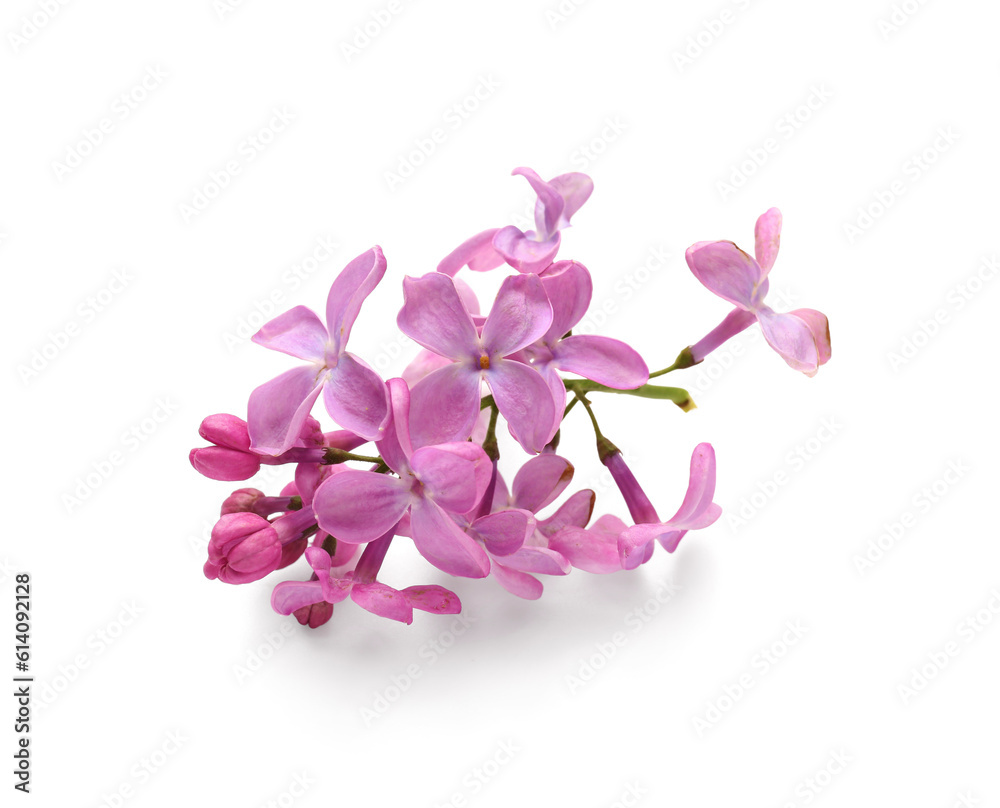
564 379 696 411
648 347 697 378
323 448 385 465
482 400 500 462
573 392 619 460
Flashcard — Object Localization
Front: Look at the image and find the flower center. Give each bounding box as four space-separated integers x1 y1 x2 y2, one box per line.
479 354 490 370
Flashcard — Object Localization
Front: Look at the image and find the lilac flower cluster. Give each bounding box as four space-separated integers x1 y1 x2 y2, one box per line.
190 168 832 628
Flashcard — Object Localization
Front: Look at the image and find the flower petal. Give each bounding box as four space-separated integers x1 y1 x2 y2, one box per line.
754 208 782 275
351 582 414 624
251 305 328 362
492 226 561 274
409 499 491 578
757 308 822 375
788 308 832 368
513 166 564 238
689 307 757 363
401 585 463 615
481 272 554 358
322 352 390 440
555 335 649 389
312 470 412 543
248 365 325 456
469 509 534 556
547 172 593 229
548 514 627 574
537 489 596 536
408 362 482 449
271 580 326 615
189 447 260 481
539 260 592 342
497 545 570 575
397 273 479 360
490 560 544 600
487 359 557 454
411 442 491 514
511 454 574 514
685 240 765 310
437 229 505 276
326 247 387 355
376 377 414 475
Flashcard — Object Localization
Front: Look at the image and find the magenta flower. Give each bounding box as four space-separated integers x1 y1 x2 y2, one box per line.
247 247 391 455
397 271 557 453
312 379 493 578
524 260 649 436
438 167 593 275
271 536 462 625
685 209 831 376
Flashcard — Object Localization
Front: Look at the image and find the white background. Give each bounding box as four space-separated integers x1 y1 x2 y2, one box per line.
4 0 999 805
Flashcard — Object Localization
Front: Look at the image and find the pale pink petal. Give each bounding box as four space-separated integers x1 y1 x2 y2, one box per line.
312 470 412 543
376 378 414 476
540 364 567 450
410 442 491 514
788 308 832 368
247 365 325 456
408 499 491 578
511 454 574 513
492 226 561 274
397 273 479 359
408 363 482 449
271 580 326 615
513 166 564 238
480 273 554 357
453 277 482 316
322 352 390 440
326 247 387 355
490 560 544 600
754 208 782 275
437 229 505 276
549 514 627 574
469 509 534 556
537 489 596 536
757 307 822 375
554 335 649 389
685 240 765 310
539 260 592 342
662 442 719 528
351 582 414 624
401 585 463 615
547 172 594 229
497 545 570 575
251 305 328 362
486 359 557 454
402 348 453 387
